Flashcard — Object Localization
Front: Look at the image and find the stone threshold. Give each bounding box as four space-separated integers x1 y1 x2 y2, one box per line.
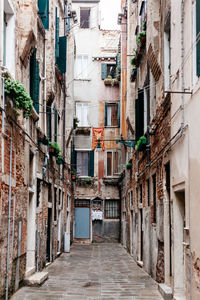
24 271 48 287
158 283 173 300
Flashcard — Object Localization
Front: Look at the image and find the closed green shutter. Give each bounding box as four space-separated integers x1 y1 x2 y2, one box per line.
196 0 200 76
135 98 140 141
117 102 120 128
66 5 70 33
54 107 58 142
105 103 108 126
89 151 94 177
47 105 52 140
30 49 40 114
101 63 107 79
38 0 49 29
55 8 60 58
57 36 67 73
71 148 77 172
139 89 144 138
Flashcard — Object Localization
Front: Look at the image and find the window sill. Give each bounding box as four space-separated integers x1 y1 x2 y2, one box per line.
31 107 39 122
104 126 119 128
74 78 91 82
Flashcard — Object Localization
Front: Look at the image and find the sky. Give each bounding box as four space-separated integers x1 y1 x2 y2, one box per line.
99 0 121 30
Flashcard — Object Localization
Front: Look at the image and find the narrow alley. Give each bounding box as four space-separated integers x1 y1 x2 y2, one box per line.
11 244 162 300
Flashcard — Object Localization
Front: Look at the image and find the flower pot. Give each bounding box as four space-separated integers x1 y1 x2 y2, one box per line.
126 163 132 170
49 147 57 156
130 68 137 82
72 174 76 181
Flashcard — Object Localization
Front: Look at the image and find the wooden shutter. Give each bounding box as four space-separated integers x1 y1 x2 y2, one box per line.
117 102 120 127
196 0 200 76
138 89 144 138
71 148 77 173
55 8 59 58
54 107 58 142
104 103 108 126
89 151 94 177
101 63 107 79
47 105 52 140
30 49 40 114
135 91 144 142
38 0 49 29
57 36 67 73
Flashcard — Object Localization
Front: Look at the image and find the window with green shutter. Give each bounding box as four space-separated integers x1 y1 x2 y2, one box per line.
104 103 108 126
54 107 58 142
196 0 200 76
30 48 40 114
57 36 67 73
38 0 49 29
71 146 77 173
101 63 107 79
135 89 144 141
117 102 120 128
89 151 94 177
55 8 59 59
47 104 52 140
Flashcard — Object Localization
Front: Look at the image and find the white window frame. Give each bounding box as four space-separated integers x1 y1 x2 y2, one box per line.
76 102 89 127
76 150 89 177
76 55 88 79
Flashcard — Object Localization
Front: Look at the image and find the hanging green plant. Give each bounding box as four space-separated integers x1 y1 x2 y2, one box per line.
136 31 146 45
56 155 65 165
135 136 147 151
4 77 33 118
49 141 62 157
126 162 132 170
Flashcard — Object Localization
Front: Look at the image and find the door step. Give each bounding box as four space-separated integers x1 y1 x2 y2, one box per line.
74 238 91 244
24 271 48 286
158 284 173 300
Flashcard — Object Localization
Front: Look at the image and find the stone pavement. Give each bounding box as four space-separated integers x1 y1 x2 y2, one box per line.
11 243 163 300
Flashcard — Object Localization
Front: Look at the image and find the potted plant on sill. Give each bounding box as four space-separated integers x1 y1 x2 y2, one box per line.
4 77 33 119
130 68 137 82
56 154 65 165
104 75 113 86
126 162 132 170
49 141 61 157
136 31 146 48
135 136 147 152
38 132 49 145
73 117 79 129
71 168 76 181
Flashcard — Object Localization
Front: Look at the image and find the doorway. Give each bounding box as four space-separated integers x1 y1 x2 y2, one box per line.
174 190 185 295
26 192 35 273
75 200 90 238
46 208 52 262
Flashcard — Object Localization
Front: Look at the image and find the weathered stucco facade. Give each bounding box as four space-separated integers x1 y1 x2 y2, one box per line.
0 0 74 298
71 0 121 243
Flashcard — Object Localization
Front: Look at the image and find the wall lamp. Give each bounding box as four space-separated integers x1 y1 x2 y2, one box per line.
95 139 135 152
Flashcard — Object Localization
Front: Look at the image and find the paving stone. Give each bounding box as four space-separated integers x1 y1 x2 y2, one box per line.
11 244 163 300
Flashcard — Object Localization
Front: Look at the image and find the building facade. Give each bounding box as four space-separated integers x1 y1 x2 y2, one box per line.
0 0 74 298
71 0 121 243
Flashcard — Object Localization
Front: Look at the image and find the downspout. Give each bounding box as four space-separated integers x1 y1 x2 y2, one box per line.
5 137 13 300
44 37 47 135
181 0 184 129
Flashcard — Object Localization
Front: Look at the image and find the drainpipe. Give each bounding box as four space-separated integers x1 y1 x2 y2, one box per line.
36 215 39 272
181 0 184 130
44 37 47 135
5 137 13 300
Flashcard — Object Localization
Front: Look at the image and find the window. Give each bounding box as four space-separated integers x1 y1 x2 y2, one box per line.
76 151 94 177
140 184 143 204
101 63 116 79
152 174 156 223
38 0 49 29
105 200 120 219
147 179 151 206
129 190 133 208
76 55 88 79
36 178 42 207
139 0 146 30
135 90 144 141
30 48 40 113
54 106 58 142
55 8 59 59
47 103 52 140
80 8 90 28
54 187 57 221
3 0 15 76
76 103 89 126
105 103 120 127
106 151 119 176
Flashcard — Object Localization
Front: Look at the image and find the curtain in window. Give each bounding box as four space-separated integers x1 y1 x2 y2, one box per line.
77 152 88 176
105 200 119 218
107 105 112 126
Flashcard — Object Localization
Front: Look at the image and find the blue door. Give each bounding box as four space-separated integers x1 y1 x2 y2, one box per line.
75 207 90 238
